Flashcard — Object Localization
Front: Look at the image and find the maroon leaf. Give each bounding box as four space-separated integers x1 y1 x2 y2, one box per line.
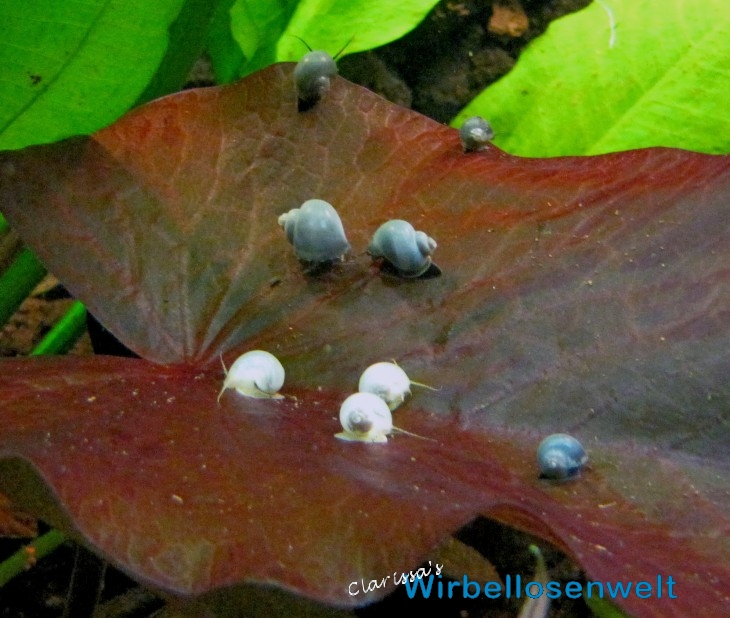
0 65 729 616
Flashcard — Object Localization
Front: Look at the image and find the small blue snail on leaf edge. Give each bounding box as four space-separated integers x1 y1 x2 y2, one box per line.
537 433 588 480
460 116 495 152
294 50 338 111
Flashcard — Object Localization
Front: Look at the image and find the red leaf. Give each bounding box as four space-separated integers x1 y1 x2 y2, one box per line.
1 65 728 616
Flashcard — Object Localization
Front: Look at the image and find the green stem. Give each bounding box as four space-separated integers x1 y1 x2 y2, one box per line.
0 246 47 327
31 300 87 356
0 529 67 587
0 219 87 591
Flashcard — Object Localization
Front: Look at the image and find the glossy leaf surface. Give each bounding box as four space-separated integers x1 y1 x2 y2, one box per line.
0 66 729 616
0 0 199 151
226 0 441 76
455 0 730 156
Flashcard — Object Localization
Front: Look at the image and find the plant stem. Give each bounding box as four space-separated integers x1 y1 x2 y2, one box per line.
0 529 67 587
31 300 87 356
0 246 47 327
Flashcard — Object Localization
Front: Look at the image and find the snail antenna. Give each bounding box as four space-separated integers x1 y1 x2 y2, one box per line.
291 35 313 52
334 36 355 60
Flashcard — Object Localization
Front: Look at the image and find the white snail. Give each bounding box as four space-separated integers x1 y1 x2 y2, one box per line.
217 350 285 402
294 50 338 111
335 391 435 443
459 116 495 152
367 219 439 278
278 199 350 263
358 361 437 411
537 433 588 480
335 392 393 443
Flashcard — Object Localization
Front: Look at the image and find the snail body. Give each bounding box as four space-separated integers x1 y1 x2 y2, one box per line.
217 350 285 402
367 219 438 278
294 50 338 110
537 433 588 480
336 392 393 443
278 199 350 263
358 361 437 411
460 116 495 152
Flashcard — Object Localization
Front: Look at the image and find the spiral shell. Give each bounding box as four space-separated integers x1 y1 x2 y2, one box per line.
358 361 436 411
358 362 411 411
367 219 438 278
537 433 588 480
459 116 495 152
335 392 393 443
217 350 285 402
278 199 350 263
294 50 338 111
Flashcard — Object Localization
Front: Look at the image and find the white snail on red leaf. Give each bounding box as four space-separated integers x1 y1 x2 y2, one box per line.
217 350 285 402
335 392 393 443
358 361 437 411
334 391 435 444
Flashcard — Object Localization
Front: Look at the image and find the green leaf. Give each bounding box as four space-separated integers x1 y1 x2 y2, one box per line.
0 0 187 150
135 0 222 105
229 0 300 75
227 0 441 76
207 0 247 83
584 594 634 618
454 0 730 156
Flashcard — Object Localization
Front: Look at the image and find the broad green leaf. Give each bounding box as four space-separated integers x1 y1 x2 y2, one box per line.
0 0 187 150
276 0 442 59
229 0 300 75
454 0 730 156
227 0 440 76
135 0 222 105
206 0 247 83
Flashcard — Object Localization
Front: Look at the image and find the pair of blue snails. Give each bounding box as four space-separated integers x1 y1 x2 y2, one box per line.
278 199 439 278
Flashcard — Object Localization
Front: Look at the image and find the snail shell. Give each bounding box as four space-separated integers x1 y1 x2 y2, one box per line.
335 392 393 443
278 199 350 263
367 219 438 278
217 350 285 402
358 361 436 411
537 433 588 480
294 50 338 111
460 116 495 152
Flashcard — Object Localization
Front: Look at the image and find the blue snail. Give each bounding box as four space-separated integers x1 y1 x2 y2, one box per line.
537 433 588 480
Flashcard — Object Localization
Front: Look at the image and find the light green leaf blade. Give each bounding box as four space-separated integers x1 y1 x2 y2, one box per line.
276 0 442 59
207 0 247 83
454 0 730 156
136 0 221 105
0 0 186 150
228 0 440 76
229 0 300 75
